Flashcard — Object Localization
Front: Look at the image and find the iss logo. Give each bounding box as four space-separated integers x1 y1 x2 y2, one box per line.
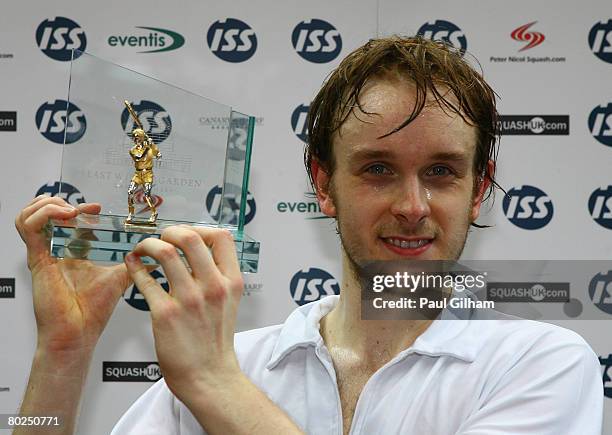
589 20 612 64
124 269 169 311
121 100 172 144
417 20 467 54
290 267 340 306
510 22 545 52
36 100 86 144
599 354 612 398
206 185 256 226
588 186 612 229
588 103 612 147
36 17 86 61
588 271 612 315
292 19 342 63
502 185 553 230
291 104 309 142
207 18 257 63
36 181 85 206
103 361 162 382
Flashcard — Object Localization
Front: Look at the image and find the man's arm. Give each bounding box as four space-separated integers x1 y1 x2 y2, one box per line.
147 137 161 158
121 227 303 434
16 347 93 435
14 196 132 434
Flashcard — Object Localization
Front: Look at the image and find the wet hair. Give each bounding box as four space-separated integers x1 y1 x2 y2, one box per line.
305 35 501 216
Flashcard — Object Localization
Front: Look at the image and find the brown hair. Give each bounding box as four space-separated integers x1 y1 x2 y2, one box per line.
305 35 500 212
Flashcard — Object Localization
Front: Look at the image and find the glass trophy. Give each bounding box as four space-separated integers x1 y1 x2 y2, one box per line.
50 50 260 272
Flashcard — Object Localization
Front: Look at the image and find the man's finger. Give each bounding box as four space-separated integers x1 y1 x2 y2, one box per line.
22 203 79 235
132 238 194 297
161 226 221 283
18 196 72 230
18 204 79 268
77 202 102 215
190 227 241 281
124 253 171 311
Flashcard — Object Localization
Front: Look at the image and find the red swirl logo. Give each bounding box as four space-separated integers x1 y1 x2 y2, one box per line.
511 22 545 52
134 190 163 215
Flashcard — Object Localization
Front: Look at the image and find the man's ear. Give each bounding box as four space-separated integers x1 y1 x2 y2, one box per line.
470 159 495 222
311 159 337 218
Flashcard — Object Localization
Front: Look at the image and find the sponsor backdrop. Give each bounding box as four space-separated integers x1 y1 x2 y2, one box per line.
0 0 611 433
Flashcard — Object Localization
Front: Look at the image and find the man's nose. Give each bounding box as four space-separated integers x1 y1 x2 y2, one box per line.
389 178 431 225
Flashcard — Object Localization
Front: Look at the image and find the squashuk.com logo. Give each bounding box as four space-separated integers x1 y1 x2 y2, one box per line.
103 361 162 382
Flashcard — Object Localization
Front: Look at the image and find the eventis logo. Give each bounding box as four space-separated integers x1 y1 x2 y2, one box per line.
290 268 340 306
417 20 467 54
36 100 86 144
588 103 612 147
588 186 612 229
36 17 86 61
207 18 257 62
276 195 330 220
502 185 553 230
206 185 256 226
511 22 545 52
107 27 185 53
36 182 85 206
291 104 309 142
292 19 342 63
121 100 172 144
589 20 612 64
589 271 612 315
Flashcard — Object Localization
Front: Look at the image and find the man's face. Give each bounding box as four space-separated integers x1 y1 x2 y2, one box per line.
315 78 488 267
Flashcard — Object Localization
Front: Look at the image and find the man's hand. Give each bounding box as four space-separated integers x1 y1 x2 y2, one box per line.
14 195 133 434
124 226 304 435
15 195 131 356
124 226 243 400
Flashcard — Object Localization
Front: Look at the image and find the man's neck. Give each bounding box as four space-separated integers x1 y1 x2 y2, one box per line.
320 257 433 371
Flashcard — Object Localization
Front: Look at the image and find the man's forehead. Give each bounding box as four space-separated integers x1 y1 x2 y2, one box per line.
334 78 477 158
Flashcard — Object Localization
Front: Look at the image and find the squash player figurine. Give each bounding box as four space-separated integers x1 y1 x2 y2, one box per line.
124 100 162 225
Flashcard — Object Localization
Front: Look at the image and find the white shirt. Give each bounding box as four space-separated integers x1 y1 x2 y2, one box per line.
111 295 603 435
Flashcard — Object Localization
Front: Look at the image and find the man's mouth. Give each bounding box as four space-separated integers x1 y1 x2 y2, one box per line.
382 237 433 255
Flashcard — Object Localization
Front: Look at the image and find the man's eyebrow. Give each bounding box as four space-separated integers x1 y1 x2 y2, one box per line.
429 151 470 162
347 149 395 161
347 149 470 162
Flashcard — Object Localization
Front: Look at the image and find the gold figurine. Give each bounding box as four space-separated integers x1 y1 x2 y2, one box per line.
124 100 162 225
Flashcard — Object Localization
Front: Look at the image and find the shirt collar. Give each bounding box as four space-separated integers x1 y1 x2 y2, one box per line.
266 292 487 370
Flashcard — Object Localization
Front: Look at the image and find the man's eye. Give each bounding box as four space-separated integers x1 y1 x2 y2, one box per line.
366 164 391 175
427 166 452 177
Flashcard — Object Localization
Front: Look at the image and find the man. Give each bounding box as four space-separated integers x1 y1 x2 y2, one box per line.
15 36 602 434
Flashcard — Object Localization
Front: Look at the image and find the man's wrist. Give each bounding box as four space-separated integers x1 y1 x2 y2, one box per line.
178 369 250 413
32 344 94 379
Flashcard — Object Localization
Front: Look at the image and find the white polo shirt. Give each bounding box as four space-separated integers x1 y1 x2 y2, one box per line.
111 295 603 434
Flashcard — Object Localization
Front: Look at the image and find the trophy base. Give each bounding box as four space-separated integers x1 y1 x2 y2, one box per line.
50 213 260 273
